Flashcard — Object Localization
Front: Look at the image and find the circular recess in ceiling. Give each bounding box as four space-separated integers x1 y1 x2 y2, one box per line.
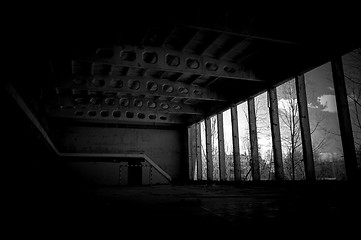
127 79 141 90
73 76 87 85
112 110 121 118
224 66 236 74
160 103 169 109
173 105 181 110
88 111 97 117
109 78 123 88
116 92 127 99
90 97 101 105
60 105 74 109
96 48 113 59
186 58 199 69
103 92 117 97
91 78 106 87
134 99 143 108
74 97 86 105
119 98 130 107
178 87 189 94
138 113 146 119
149 114 156 120
120 50 136 61
75 111 84 116
147 101 156 108
163 84 174 93
100 110 109 117
193 89 203 96
143 51 158 64
166 54 180 67
88 90 98 96
160 116 167 121
72 89 87 96
146 81 158 92
126 111 134 118
205 62 218 71
105 98 115 106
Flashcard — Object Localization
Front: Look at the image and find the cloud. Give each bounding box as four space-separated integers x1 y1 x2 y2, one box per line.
317 95 337 113
308 102 319 109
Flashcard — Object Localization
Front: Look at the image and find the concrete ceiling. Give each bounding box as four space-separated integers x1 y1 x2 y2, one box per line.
17 3 361 128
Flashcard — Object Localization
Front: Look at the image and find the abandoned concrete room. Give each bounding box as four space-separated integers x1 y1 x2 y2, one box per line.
5 4 361 236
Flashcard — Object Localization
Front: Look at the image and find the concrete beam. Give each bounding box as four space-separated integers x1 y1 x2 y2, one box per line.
248 98 260 181
331 57 358 181
59 71 226 101
231 106 242 181
201 33 230 57
217 113 227 181
205 117 214 180
268 87 285 180
181 30 204 53
295 74 316 181
47 107 184 125
221 39 252 62
92 45 262 81
56 94 202 115
179 24 299 45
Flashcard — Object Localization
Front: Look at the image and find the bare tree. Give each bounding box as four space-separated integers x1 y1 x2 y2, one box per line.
240 95 274 180
224 141 234 180
343 48 361 168
318 48 361 171
278 80 302 180
278 79 329 180
210 116 219 180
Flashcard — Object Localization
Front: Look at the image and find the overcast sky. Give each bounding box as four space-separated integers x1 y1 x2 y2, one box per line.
201 48 360 163
219 61 344 160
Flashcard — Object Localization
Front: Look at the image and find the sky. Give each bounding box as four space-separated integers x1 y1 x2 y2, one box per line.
200 47 360 165
304 63 344 155
219 61 345 160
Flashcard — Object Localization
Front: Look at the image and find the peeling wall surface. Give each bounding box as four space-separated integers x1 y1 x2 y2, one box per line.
55 126 186 184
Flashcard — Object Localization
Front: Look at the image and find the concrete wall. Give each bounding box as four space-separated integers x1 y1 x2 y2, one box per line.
55 125 187 184
65 162 121 186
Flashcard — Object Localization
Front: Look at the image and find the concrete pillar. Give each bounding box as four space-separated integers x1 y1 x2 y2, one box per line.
196 123 203 180
331 57 358 181
268 87 285 180
187 127 192 179
205 117 214 180
248 98 260 181
296 74 316 181
231 106 242 181
189 125 197 180
217 113 227 181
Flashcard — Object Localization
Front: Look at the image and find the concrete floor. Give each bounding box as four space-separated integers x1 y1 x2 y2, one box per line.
6 182 360 238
